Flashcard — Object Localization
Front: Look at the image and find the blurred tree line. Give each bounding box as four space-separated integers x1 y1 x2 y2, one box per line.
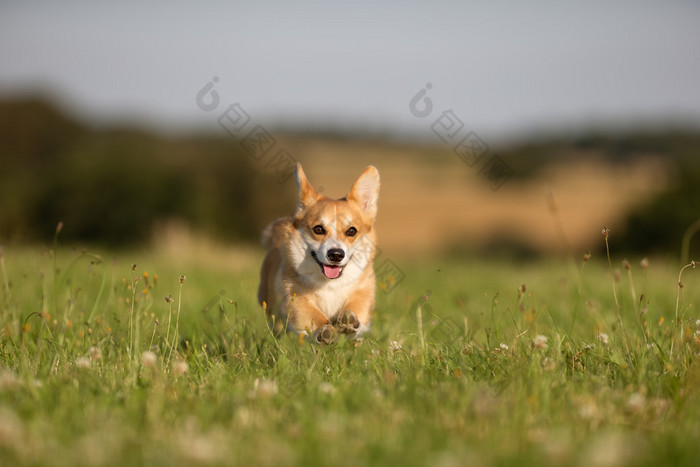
0 97 293 246
1 96 698 256
490 130 700 257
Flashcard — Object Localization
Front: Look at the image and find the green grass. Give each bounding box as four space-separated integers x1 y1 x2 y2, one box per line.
1 243 699 466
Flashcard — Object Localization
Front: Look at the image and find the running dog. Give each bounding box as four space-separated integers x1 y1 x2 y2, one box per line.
258 163 380 344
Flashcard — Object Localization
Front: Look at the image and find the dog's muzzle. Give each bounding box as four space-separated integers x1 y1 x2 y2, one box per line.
311 250 344 279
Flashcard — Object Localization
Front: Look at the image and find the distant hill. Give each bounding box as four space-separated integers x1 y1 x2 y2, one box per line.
0 96 293 246
1 96 698 258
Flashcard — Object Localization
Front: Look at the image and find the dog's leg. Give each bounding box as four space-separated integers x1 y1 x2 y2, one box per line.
287 295 335 344
336 309 361 334
313 324 338 345
336 292 374 337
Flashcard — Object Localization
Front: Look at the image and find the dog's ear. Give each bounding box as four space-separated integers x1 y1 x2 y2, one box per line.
294 163 320 213
347 166 380 220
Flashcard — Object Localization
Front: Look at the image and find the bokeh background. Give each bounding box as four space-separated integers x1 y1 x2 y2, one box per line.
1 1 699 261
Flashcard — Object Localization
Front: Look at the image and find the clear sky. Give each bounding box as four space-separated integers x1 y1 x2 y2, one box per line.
1 1 699 140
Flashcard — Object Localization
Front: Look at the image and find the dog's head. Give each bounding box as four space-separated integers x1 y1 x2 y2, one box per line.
291 163 380 281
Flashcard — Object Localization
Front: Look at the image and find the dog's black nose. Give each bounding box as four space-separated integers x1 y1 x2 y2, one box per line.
326 249 345 263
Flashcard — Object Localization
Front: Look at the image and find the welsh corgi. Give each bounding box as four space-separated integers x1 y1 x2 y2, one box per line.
258 163 380 344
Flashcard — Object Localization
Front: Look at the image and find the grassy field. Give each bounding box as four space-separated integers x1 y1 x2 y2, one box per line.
1 238 699 466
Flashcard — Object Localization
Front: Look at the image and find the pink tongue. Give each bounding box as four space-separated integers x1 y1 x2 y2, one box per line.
323 264 342 279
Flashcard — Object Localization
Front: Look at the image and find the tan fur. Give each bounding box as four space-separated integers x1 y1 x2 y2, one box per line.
258 163 380 342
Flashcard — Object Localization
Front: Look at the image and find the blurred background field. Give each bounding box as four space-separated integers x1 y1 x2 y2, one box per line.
2 2 700 466
1 96 699 261
2 2 700 262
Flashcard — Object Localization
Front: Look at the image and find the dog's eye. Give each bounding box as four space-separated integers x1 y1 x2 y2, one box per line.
312 225 325 235
345 227 357 237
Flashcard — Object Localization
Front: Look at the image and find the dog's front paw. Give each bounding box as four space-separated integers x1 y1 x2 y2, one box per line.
314 324 338 345
335 310 361 335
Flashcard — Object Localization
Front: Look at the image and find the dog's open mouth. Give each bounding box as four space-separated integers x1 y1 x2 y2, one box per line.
311 251 343 279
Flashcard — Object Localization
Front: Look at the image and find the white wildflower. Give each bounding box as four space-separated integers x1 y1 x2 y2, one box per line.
533 335 548 350
626 392 646 414
172 359 188 377
141 351 157 368
253 378 278 397
88 346 102 361
597 332 609 346
388 340 403 353
542 357 556 371
0 371 18 390
75 357 91 369
578 400 598 420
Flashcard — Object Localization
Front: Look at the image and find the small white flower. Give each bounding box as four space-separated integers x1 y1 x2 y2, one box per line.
597 332 609 346
253 378 278 397
388 340 402 353
75 357 91 369
88 346 102 361
626 392 646 414
542 357 556 371
533 335 548 350
172 359 188 376
0 370 18 390
499 343 509 350
141 351 157 368
578 400 598 420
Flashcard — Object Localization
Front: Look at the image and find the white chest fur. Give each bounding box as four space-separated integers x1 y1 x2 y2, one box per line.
311 277 357 320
